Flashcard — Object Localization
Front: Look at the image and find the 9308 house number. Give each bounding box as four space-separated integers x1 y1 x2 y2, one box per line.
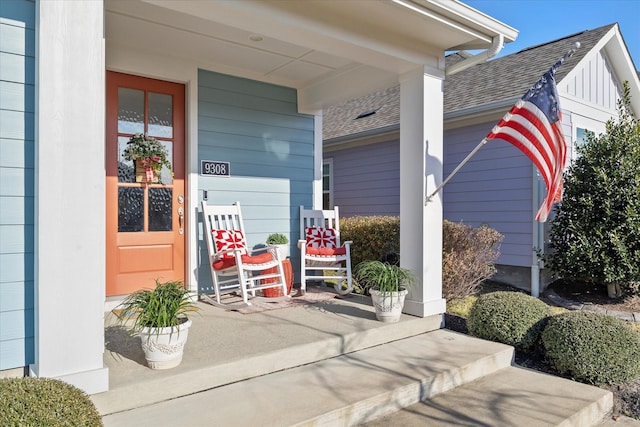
201 160 230 177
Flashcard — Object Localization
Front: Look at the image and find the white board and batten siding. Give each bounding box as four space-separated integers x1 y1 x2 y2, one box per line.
197 70 315 290
329 138 400 217
560 49 622 162
0 0 35 372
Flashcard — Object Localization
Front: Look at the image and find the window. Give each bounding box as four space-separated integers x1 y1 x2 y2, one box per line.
576 127 591 147
322 160 333 210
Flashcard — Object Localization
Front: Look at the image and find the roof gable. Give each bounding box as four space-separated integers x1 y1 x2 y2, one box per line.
443 24 614 112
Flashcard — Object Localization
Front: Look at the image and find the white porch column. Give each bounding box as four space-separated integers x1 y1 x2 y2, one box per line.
399 67 446 318
32 0 108 394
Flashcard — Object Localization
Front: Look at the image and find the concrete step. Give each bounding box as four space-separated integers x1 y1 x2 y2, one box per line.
361 365 613 427
101 330 516 426
93 297 443 416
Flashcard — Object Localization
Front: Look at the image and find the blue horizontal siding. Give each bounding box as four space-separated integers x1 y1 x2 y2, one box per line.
0 52 34 84
0 336 34 368
0 280 33 311
197 69 314 290
0 0 35 371
0 138 34 168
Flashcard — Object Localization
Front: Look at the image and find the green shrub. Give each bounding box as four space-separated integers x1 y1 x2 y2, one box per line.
341 216 503 298
544 82 640 296
542 311 640 385
467 291 553 351
443 220 503 300
0 377 103 426
340 216 400 268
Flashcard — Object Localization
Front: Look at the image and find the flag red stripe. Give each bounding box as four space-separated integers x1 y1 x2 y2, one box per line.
485 87 567 221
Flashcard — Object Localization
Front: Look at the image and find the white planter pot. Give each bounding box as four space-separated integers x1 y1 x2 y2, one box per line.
274 244 290 259
369 288 408 323
139 318 192 370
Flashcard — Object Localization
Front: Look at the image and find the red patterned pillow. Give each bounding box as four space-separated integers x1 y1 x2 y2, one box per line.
213 229 247 257
305 227 338 249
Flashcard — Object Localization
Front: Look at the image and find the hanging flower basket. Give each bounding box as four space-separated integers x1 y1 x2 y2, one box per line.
135 158 159 183
122 133 173 183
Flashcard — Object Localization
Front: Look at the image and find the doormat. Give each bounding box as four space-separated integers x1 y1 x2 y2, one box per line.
210 286 339 314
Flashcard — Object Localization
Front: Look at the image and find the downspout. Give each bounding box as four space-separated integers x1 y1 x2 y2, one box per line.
531 172 544 297
445 34 504 76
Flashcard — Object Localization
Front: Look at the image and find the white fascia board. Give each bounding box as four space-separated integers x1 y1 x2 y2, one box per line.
418 0 519 48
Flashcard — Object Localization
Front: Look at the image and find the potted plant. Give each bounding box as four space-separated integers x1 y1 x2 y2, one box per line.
353 260 416 322
122 133 173 183
115 280 198 370
266 232 289 259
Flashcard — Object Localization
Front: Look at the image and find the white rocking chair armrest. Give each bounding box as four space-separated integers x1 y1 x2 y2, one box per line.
265 245 281 260
297 239 306 249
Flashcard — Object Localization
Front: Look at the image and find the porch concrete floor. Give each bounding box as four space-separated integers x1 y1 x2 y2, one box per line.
93 287 442 417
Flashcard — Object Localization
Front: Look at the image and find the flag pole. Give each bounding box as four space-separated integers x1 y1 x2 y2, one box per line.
425 42 581 206
425 137 487 204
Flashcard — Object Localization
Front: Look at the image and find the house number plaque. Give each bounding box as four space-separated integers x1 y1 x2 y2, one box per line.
201 160 230 177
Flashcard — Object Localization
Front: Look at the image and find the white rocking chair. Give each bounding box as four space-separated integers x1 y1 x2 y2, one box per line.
201 201 290 309
298 205 353 296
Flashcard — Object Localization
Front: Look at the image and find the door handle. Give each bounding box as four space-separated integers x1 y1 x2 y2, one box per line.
178 207 184 234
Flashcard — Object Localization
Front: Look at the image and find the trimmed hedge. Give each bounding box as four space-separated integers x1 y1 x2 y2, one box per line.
542 311 640 385
467 291 553 351
340 216 400 268
0 377 103 427
340 216 502 299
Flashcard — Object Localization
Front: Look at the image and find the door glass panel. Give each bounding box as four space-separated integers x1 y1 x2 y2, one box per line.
158 140 173 184
117 88 144 135
149 188 173 231
148 92 173 138
117 136 135 183
118 187 144 232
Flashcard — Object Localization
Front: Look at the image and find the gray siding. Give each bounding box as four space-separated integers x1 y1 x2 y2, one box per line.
328 139 400 217
0 0 35 370
197 69 314 290
443 122 534 267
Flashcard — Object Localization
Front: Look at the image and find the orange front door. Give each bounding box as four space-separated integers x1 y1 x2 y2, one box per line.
106 72 186 296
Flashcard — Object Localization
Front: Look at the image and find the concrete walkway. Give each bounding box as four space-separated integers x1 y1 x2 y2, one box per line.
544 289 640 322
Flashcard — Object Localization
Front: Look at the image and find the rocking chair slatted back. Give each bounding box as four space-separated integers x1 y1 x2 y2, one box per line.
298 205 353 296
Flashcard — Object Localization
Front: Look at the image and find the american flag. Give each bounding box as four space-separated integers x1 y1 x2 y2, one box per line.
486 58 569 222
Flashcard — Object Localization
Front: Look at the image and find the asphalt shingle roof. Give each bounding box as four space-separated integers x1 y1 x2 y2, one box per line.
323 24 617 141
444 24 614 112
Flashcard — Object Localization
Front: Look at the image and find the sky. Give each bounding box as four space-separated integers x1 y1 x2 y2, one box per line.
463 0 640 69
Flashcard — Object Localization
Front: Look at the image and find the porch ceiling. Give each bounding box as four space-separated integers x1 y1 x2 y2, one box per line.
105 0 517 111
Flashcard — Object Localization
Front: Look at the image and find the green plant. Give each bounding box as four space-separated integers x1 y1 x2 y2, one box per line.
116 280 198 332
353 260 415 294
340 216 502 298
542 311 640 385
544 82 640 296
340 216 400 267
442 220 503 300
0 377 103 426
266 233 288 245
122 133 173 179
467 291 553 351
